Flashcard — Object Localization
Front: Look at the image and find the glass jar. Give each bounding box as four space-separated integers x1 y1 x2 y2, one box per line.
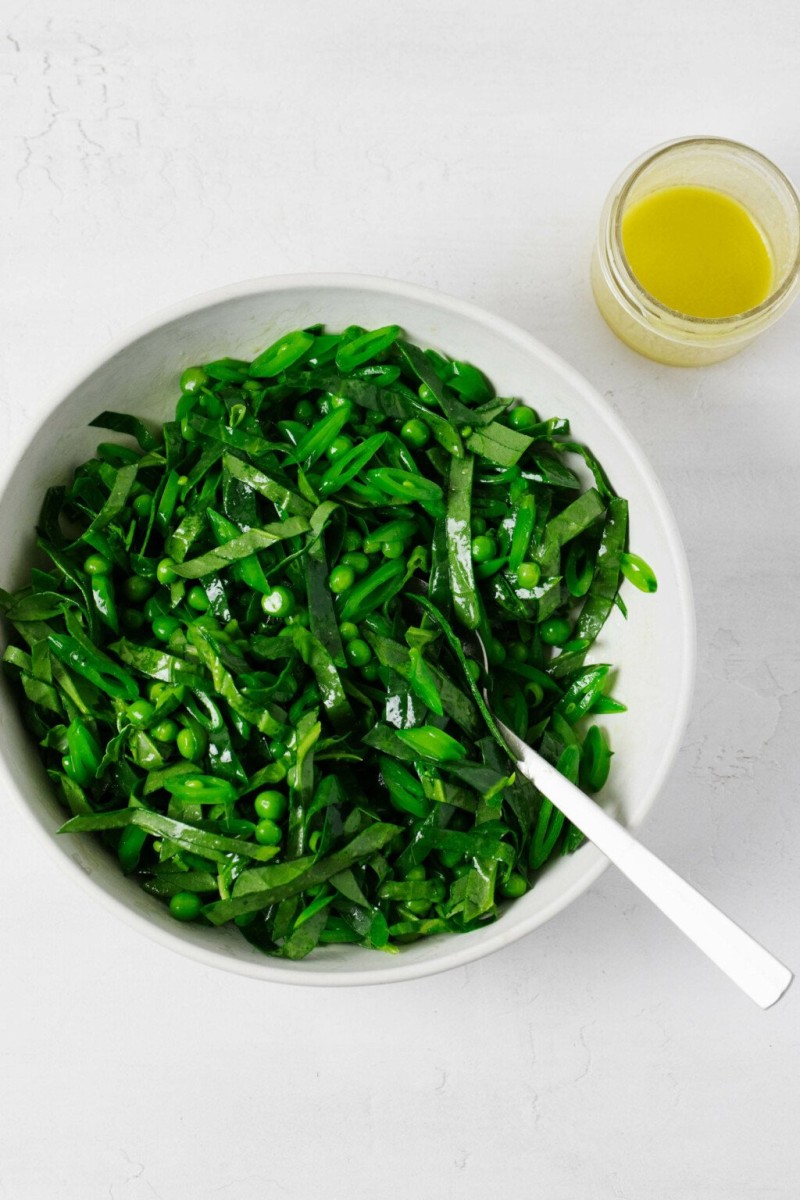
591 136 800 365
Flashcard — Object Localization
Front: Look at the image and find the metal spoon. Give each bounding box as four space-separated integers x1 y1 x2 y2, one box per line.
467 632 792 1009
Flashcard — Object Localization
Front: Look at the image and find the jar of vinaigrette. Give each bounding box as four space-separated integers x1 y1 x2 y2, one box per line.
592 137 800 365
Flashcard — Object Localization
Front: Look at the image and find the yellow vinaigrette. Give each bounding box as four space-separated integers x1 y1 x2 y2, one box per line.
621 185 773 319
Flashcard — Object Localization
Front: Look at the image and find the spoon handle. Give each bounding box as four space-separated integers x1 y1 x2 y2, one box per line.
498 720 792 1009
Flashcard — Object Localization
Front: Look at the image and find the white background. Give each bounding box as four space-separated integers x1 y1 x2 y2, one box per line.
2 3 799 1198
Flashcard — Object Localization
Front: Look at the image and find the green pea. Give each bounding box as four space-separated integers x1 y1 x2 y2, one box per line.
294 398 316 424
400 418 430 449
124 575 154 603
255 818 283 846
501 872 528 898
286 610 310 627
360 662 379 682
254 790 287 821
169 891 202 921
144 594 168 621
341 528 362 553
117 824 147 874
121 609 145 632
187 586 209 611
464 658 481 683
516 561 541 589
261 586 295 618
345 638 371 668
329 565 355 594
131 492 153 519
539 617 572 646
126 699 155 728
382 541 405 560
326 435 353 460
486 638 506 666
340 552 369 576
507 405 538 431
438 847 464 869
471 535 496 563
152 719 179 743
84 554 111 576
152 615 180 642
471 516 487 535
339 621 360 642
156 557 178 585
508 641 528 662
180 366 209 393
177 726 206 762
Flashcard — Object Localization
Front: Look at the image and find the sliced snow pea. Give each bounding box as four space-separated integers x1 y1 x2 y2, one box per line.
249 330 314 378
447 360 493 403
365 467 445 515
528 744 578 870
47 632 138 701
580 725 613 792
395 725 468 763
335 325 401 372
317 433 388 498
339 559 406 623
294 403 353 468
620 551 658 593
508 492 536 571
65 718 103 787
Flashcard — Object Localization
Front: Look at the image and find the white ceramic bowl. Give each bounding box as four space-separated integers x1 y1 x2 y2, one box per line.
0 274 695 985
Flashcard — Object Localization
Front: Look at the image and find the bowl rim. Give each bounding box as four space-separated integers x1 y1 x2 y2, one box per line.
0 271 696 986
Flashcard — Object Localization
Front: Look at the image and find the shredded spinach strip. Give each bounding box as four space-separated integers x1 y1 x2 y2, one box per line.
0 324 655 959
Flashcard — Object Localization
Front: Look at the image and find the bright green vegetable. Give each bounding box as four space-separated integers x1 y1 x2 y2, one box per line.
0 323 656 959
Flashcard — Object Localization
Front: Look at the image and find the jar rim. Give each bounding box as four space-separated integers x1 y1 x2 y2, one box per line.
607 136 800 331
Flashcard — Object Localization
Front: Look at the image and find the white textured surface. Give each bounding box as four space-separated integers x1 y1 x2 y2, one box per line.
1 4 798 1198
